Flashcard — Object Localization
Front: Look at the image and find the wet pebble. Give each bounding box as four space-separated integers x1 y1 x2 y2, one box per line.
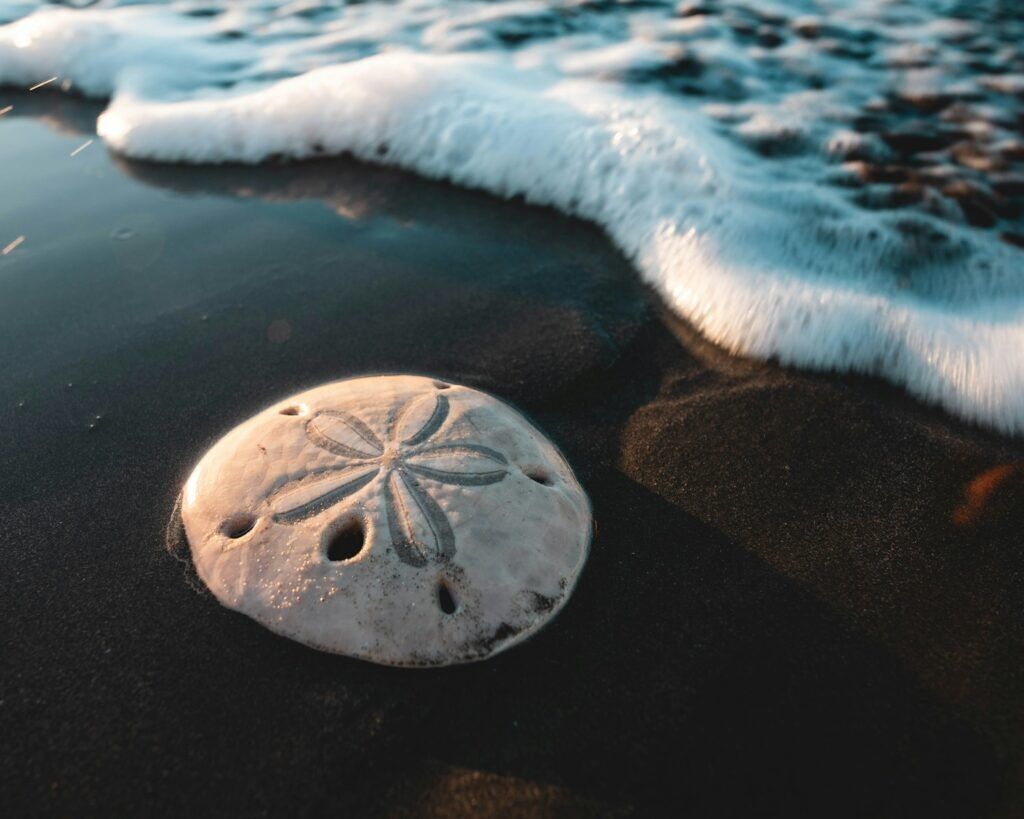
942 181 1000 227
998 140 1024 161
992 173 1024 197
756 26 783 49
675 0 715 18
881 126 966 156
951 143 1008 173
892 90 955 115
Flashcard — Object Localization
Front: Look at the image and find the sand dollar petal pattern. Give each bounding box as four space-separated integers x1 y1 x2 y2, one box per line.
271 464 380 524
272 390 511 566
384 469 456 567
307 409 384 460
181 375 592 666
404 444 509 486
395 392 450 446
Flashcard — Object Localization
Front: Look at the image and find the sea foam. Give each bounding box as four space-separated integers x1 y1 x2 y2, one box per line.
1 0 1022 432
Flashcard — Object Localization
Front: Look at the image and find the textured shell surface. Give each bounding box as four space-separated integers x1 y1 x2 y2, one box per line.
181 374 592 666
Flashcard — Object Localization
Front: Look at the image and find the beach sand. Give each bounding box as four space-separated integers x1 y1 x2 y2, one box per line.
2 93 1024 817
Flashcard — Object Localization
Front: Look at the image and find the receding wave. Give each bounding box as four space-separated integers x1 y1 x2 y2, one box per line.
2 0 1022 431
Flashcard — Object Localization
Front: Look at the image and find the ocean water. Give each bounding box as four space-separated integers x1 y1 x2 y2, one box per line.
1 0 1022 432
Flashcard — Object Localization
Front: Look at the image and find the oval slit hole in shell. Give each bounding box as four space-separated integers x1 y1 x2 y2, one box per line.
432 380 451 390
222 514 256 539
438 580 458 615
326 519 365 562
526 469 553 487
279 404 307 416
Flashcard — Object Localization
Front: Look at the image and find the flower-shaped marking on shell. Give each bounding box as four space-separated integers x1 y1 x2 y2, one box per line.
269 393 508 567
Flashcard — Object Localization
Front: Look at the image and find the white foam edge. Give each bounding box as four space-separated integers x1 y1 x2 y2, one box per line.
2 14 1021 433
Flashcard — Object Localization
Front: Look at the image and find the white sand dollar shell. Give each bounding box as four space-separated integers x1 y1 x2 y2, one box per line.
181 375 592 666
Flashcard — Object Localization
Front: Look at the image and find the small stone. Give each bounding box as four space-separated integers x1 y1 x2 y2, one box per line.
881 126 965 156
675 1 714 18
998 140 1024 161
756 26 783 48
951 143 1008 173
992 173 1024 197
892 90 954 115
727 18 755 37
858 164 913 185
791 17 821 39
942 181 1000 227
181 375 592 666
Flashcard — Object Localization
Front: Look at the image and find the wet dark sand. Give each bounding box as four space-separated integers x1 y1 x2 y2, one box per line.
2 92 1024 817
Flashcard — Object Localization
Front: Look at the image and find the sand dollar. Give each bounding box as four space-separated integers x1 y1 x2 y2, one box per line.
181 375 592 666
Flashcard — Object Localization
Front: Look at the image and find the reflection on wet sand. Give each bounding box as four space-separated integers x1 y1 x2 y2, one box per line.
0 90 651 410
0 86 101 136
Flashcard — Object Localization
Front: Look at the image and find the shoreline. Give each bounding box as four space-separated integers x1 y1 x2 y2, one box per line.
9 75 1024 437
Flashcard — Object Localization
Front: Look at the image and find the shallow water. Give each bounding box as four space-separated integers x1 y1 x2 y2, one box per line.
0 0 1022 431
0 92 645 425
